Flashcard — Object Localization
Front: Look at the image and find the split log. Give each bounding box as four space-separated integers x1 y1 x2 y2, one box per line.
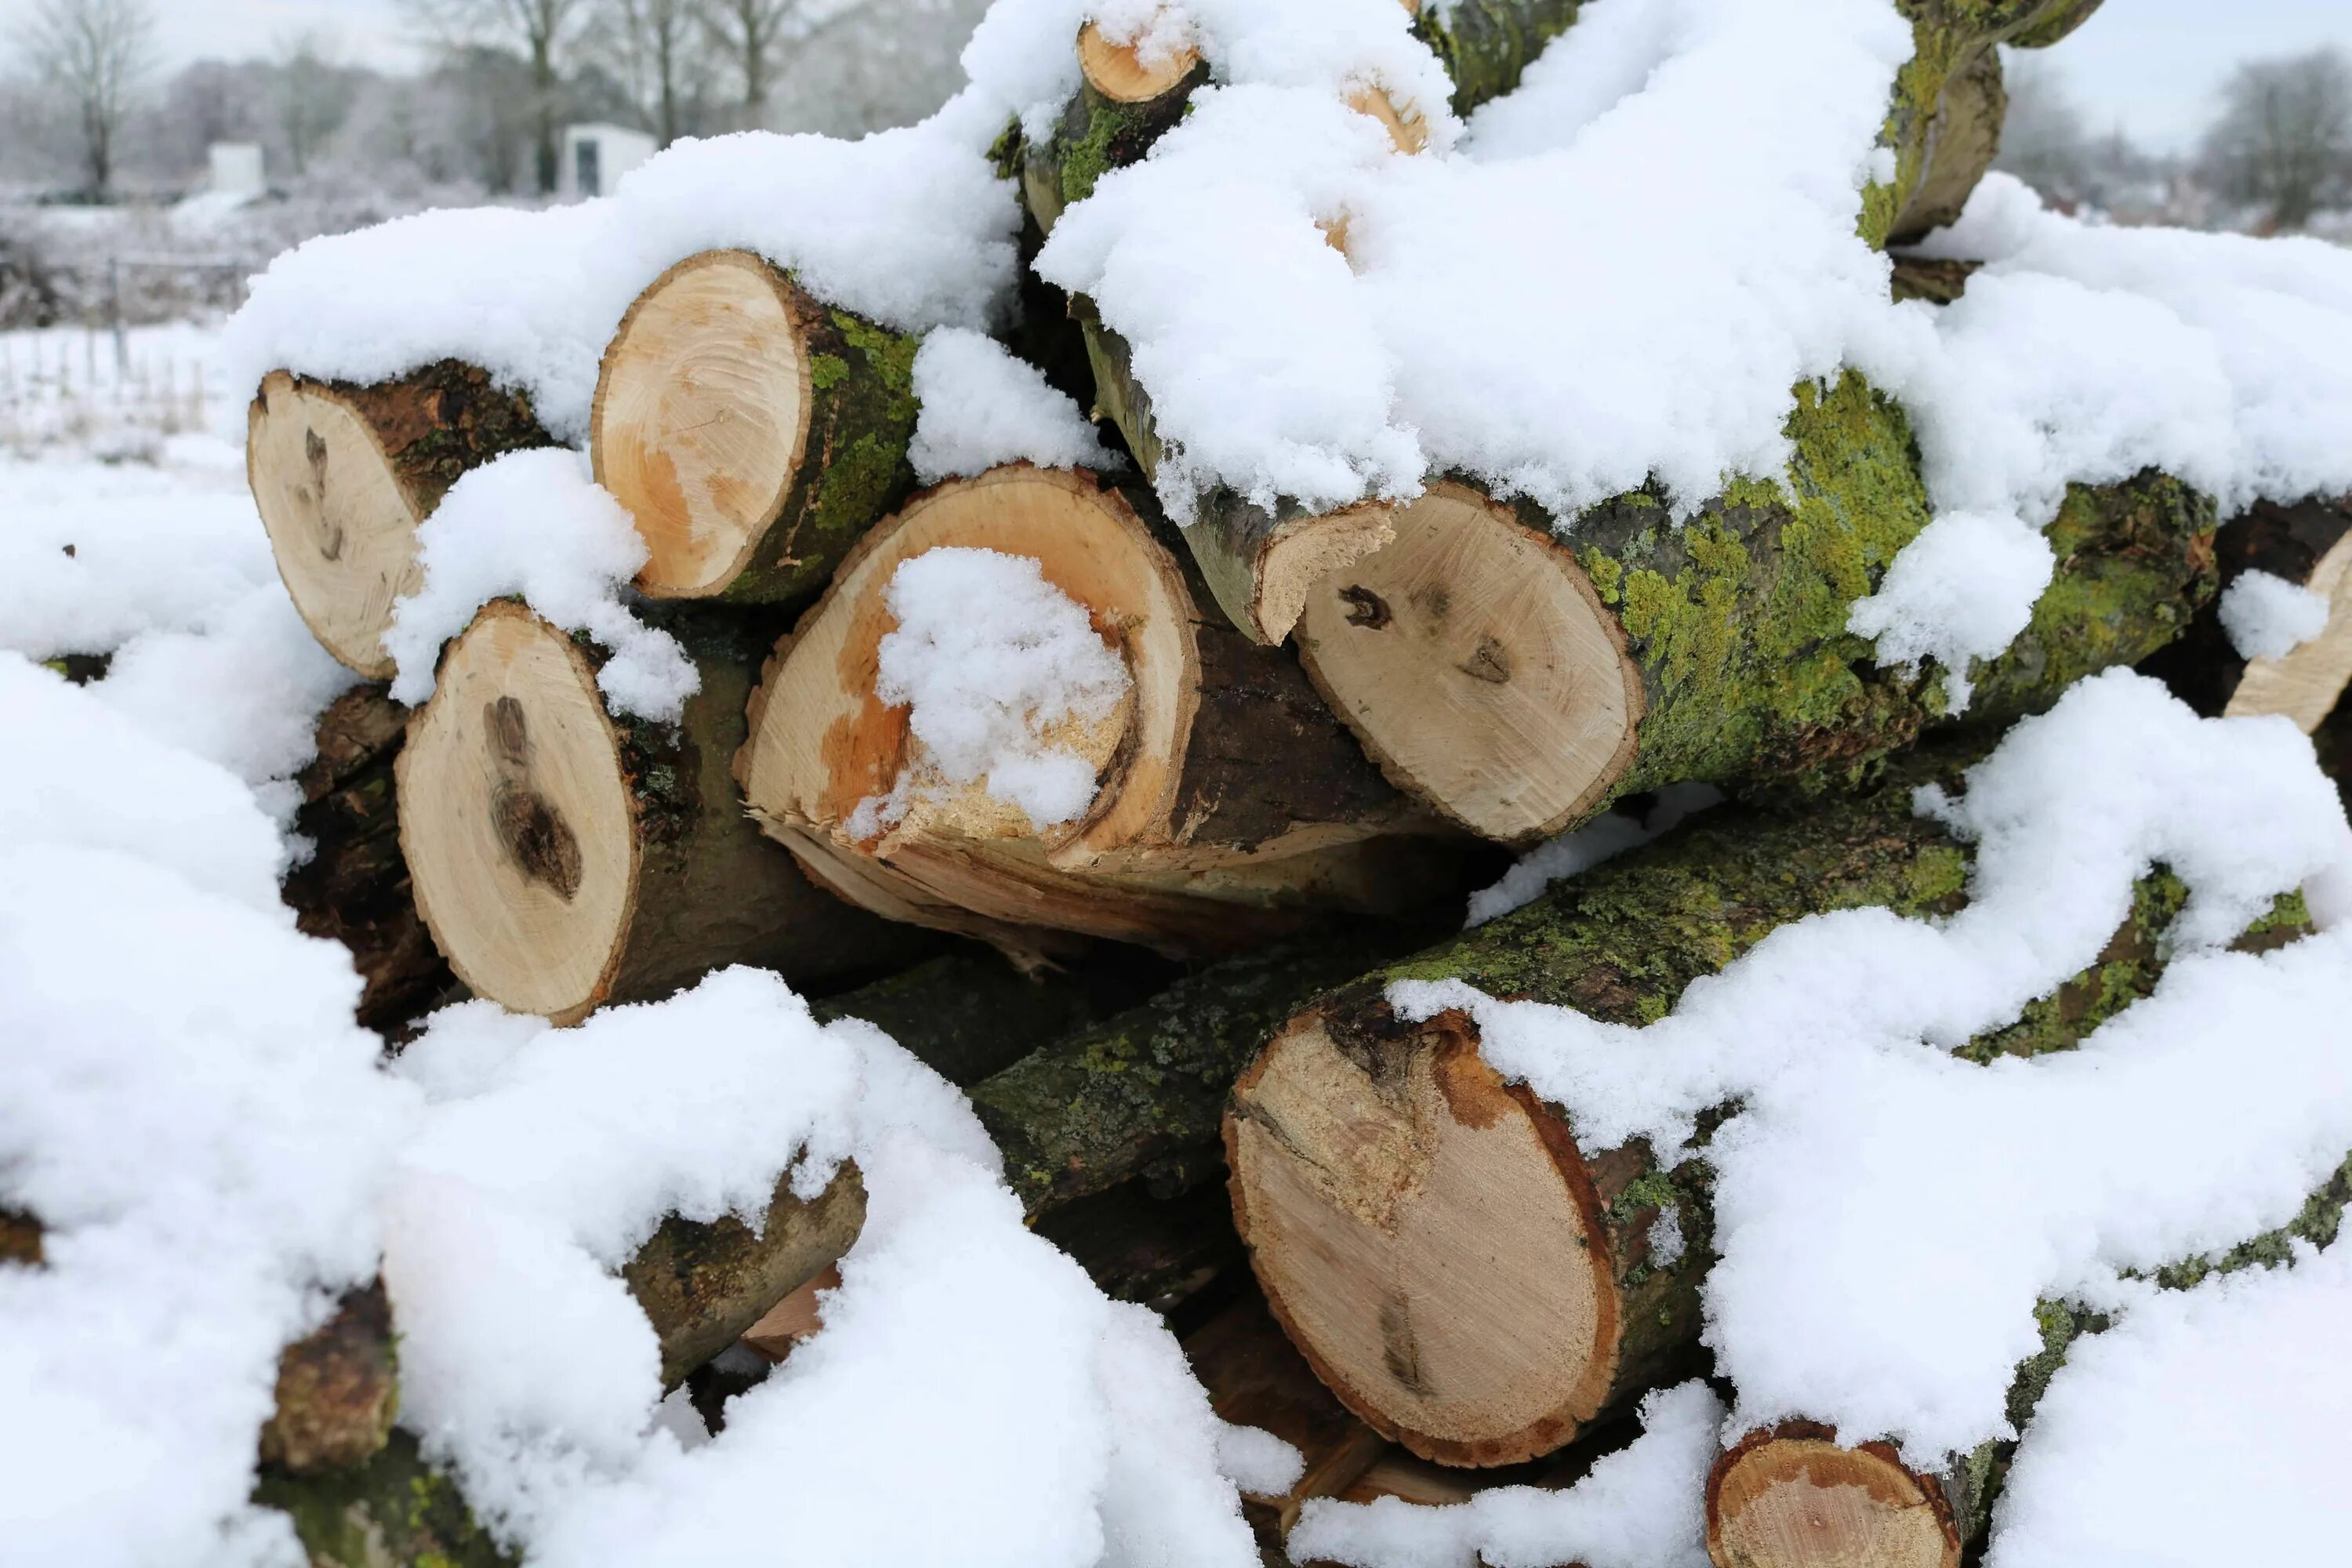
396 599 927 1025
1223 746 2310 1468
737 463 1469 956
2142 494 2352 731
591 250 919 601
282 685 455 1037
1290 374 2215 843
1701 1158 2352 1568
247 363 554 677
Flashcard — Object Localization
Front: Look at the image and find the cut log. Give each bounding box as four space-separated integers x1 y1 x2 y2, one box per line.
1073 308 1402 650
591 250 919 601
282 685 456 1037
2142 495 2352 731
1225 748 2308 1468
247 362 553 677
396 599 926 1025
1410 0 1586 119
1701 1156 2352 1568
737 463 1467 956
1878 2 2108 247
254 1428 514 1568
259 1285 399 1476
1292 374 2216 844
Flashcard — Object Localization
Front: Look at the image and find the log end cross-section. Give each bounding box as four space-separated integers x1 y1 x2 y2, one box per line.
1295 481 1644 845
1076 20 1201 104
1705 1424 1963 1568
1225 1007 1624 1468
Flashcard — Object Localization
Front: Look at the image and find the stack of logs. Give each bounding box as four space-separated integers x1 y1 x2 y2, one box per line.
205 2 2352 1566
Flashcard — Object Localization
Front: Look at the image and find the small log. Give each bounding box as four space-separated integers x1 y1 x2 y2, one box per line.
1224 748 2307 1468
2141 495 2352 731
396 599 925 1025
591 249 919 601
282 685 455 1037
737 463 1465 956
1291 375 2216 844
247 363 554 677
809 946 1164 1089
1702 1159 2352 1568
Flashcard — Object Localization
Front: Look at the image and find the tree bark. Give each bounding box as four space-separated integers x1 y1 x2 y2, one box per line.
1410 0 1586 120
247 363 554 677
1290 373 2216 844
1223 745 2310 1468
2141 494 2352 732
591 250 920 602
737 463 1473 960
1702 1157 2352 1568
282 685 456 1038
396 599 927 1026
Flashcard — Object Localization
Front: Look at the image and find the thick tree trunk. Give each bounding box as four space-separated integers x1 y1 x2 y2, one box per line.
247 364 553 677
396 599 927 1025
2142 494 2352 732
1702 1159 2352 1568
591 250 920 602
737 463 1470 959
1224 746 2307 1468
282 686 456 1037
1291 374 2216 844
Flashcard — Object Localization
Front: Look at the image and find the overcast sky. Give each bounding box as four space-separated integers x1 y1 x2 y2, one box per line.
140 0 2352 153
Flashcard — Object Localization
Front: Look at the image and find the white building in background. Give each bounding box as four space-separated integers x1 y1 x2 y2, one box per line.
561 125 657 200
209 143 266 198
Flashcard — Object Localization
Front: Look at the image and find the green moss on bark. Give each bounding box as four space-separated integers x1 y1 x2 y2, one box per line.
253 1430 514 1568
1412 0 1586 118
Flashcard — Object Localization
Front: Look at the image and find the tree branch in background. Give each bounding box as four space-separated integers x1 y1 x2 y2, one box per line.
701 0 800 126
2201 47 2352 233
401 0 590 194
593 0 711 147
13 0 155 201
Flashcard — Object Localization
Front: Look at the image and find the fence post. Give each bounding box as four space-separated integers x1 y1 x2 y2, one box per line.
107 257 129 377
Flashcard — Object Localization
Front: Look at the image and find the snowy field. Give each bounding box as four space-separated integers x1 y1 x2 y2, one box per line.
8 0 2352 1565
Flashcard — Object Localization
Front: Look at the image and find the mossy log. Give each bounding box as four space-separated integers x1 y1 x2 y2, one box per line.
591 250 919 601
282 686 456 1037
1876 1 2108 248
1290 372 2216 844
247 363 554 677
1224 745 2308 1468
1411 0 1586 120
1703 1158 2352 1568
737 463 1470 959
2142 494 2352 732
397 599 927 1025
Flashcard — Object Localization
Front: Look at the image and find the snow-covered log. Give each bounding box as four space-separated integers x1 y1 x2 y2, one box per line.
395 599 927 1025
1289 376 2214 844
1701 1159 2351 1568
247 365 554 677
590 250 920 601
281 686 454 1037
2143 495 2352 733
1222 746 2309 1468
736 463 1468 958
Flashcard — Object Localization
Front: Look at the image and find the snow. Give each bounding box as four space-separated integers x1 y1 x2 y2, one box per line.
1285 1381 1723 1568
1465 783 1720 927
0 656 420 1568
222 121 1022 446
851 546 1132 836
2221 568 2333 663
909 328 1117 484
1987 1243 2352 1568
1844 509 2056 706
383 448 697 723
1396 670 2352 1463
383 967 1281 1566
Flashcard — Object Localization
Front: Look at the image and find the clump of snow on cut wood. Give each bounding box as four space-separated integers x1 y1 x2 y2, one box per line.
382 966 1285 1566
851 547 1131 837
2220 568 2334 662
1844 510 2056 706
1465 782 1722 927
1985 1241 2352 1568
382 448 697 724
1287 1381 1724 1568
0 653 420 1568
1394 670 2352 1461
908 329 1117 485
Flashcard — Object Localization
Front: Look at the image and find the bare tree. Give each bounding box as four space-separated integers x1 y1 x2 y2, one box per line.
702 0 806 125
404 0 592 194
596 0 710 147
277 31 348 178
13 0 154 200
2201 48 2352 232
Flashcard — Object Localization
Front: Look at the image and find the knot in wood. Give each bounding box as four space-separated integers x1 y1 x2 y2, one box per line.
1338 584 1392 630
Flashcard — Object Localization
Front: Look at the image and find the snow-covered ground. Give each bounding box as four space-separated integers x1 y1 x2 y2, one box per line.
0 321 235 459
